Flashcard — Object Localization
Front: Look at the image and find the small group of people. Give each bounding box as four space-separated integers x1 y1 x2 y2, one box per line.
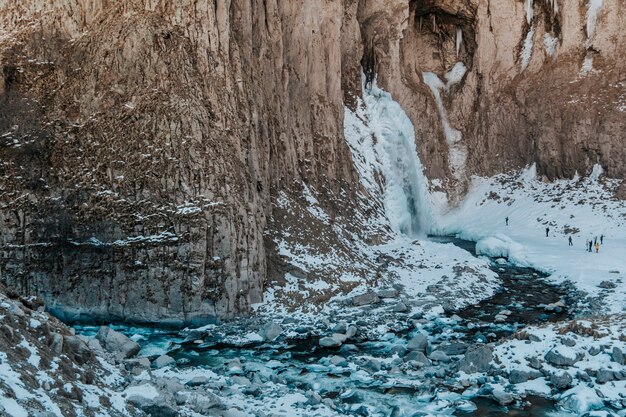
585 235 604 253
505 217 605 254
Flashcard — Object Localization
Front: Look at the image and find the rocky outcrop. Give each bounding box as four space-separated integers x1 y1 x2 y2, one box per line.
1 0 625 325
0 0 361 325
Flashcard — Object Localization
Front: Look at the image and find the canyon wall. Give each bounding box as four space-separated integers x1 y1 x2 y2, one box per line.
0 0 624 324
362 0 626 190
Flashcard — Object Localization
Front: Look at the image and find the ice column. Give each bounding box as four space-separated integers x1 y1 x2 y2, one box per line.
361 81 435 237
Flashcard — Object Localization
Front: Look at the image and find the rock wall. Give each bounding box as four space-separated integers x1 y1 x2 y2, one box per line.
1 0 624 325
0 0 360 325
362 0 626 192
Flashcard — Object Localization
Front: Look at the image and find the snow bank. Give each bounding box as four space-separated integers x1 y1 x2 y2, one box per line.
475 234 528 265
437 164 626 313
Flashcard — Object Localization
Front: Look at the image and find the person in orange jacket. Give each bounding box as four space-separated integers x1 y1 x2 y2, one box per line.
595 241 600 253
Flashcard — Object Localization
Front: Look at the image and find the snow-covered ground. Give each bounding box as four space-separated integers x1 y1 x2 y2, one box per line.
436 165 626 314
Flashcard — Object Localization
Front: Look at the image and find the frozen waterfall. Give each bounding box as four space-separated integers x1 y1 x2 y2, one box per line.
344 77 434 237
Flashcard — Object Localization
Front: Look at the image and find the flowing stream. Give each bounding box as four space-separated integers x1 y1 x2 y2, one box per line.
74 236 580 416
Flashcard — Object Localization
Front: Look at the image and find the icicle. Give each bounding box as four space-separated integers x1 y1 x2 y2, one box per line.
456 27 463 57
586 0 604 43
419 16 423 31
432 14 437 32
525 0 534 24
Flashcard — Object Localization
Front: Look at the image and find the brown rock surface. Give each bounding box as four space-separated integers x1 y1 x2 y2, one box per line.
0 0 624 324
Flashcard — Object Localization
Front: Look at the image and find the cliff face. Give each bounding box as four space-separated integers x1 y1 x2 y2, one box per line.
363 0 626 190
0 0 361 325
0 0 624 325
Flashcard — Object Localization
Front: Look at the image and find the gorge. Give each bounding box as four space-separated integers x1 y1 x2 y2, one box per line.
0 0 625 416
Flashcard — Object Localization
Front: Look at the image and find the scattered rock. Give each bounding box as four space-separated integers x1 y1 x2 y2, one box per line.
492 389 514 405
186 376 210 387
561 338 576 347
588 346 601 356
259 322 283 341
595 369 615 384
429 350 450 362
153 355 176 369
527 357 543 370
96 326 140 359
345 325 358 339
351 292 380 306
509 369 541 384
404 351 431 366
329 355 348 367
392 302 408 312
458 346 493 373
598 281 617 289
188 392 224 414
332 322 347 334
550 371 573 390
407 334 428 352
377 288 399 298
611 347 625 365
319 335 343 347
438 342 468 356
545 347 579 366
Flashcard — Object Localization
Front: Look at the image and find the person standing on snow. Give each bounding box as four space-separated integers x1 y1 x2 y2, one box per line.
568 236 573 246
585 239 589 251
595 241 600 253
600 235 604 244
505 217 509 226
589 240 593 252
545 227 550 237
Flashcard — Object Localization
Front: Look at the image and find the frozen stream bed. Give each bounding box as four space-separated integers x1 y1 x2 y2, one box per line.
70 237 626 417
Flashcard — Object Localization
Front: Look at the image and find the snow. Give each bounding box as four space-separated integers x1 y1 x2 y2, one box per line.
422 71 466 179
437 164 626 313
125 384 160 400
544 33 558 57
525 0 534 24
586 0 604 44
580 55 595 77
520 27 535 72
444 62 467 91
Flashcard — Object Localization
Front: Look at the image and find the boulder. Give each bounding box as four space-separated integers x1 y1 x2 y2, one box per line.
550 371 573 390
186 376 210 387
360 358 381 374
492 389 514 405
189 393 224 414
319 335 343 347
611 347 625 365
509 369 542 384
595 369 615 384
351 292 380 306
259 322 283 341
588 346 601 356
404 351 431 365
377 288 399 298
545 347 579 366
458 346 493 373
329 355 348 367
96 326 140 359
392 302 408 312
407 334 428 352
332 322 347 334
153 355 176 369
340 326 356 339
429 350 450 362
438 342 468 356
